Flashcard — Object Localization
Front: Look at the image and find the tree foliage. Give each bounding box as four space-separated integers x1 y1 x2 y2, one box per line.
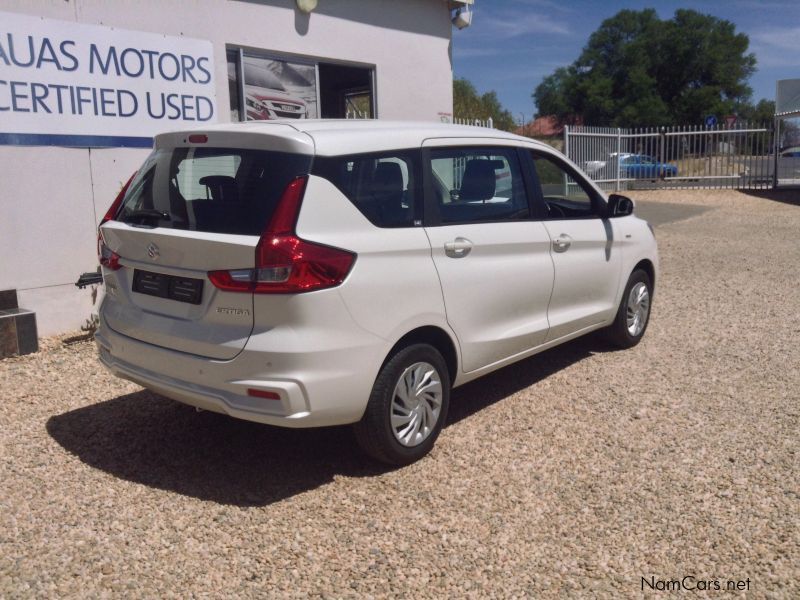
739 99 775 124
533 9 759 127
454 78 516 131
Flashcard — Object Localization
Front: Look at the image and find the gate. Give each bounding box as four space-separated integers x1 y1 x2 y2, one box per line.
564 124 775 191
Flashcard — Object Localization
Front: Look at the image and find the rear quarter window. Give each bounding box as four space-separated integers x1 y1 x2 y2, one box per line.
313 151 418 228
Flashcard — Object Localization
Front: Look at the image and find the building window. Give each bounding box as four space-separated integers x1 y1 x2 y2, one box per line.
226 49 242 122
227 47 375 122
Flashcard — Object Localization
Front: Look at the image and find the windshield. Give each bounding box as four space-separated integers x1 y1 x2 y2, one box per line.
117 147 312 235
242 60 287 92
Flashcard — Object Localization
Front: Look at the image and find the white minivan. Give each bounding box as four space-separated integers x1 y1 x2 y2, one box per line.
96 120 658 465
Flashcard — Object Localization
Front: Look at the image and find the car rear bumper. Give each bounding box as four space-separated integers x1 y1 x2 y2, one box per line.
95 315 387 428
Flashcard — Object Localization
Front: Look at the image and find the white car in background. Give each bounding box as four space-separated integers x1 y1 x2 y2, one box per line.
96 121 658 465
244 85 307 120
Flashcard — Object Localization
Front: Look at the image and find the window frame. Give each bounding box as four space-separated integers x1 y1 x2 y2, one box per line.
421 145 538 227
225 45 378 121
525 149 608 221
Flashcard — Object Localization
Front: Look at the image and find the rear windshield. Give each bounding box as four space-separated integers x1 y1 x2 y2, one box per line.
117 147 312 235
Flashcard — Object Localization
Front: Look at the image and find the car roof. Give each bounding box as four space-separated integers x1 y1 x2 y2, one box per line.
155 119 549 156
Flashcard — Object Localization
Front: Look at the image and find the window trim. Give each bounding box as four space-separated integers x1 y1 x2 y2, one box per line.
421 145 537 227
526 150 608 220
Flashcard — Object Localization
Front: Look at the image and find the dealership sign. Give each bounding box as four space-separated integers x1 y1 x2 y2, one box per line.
0 11 216 147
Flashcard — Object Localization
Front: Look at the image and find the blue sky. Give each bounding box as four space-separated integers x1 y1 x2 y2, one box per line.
452 0 800 122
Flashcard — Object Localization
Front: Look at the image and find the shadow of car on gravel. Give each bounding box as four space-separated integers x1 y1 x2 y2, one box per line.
46 335 611 507
741 188 800 207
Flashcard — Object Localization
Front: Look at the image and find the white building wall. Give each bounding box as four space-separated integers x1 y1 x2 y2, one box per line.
0 0 454 335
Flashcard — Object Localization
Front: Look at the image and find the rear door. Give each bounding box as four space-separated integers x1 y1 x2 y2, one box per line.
422 140 555 373
526 150 622 341
100 130 313 359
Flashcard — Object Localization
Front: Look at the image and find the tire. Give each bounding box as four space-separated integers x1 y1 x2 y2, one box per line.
603 269 653 348
353 344 450 466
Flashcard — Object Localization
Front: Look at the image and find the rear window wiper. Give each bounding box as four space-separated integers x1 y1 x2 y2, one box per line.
121 209 171 223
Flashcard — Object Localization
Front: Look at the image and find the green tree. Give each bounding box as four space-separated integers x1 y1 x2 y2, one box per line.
454 78 516 131
533 9 757 127
739 99 775 125
534 67 575 121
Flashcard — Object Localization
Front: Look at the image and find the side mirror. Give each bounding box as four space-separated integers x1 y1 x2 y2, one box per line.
607 194 635 218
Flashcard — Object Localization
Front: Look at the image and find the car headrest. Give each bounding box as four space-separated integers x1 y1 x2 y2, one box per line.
460 159 496 201
199 175 237 202
372 162 404 195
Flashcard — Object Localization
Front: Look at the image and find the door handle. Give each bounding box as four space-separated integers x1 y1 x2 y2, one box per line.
444 237 473 258
552 234 572 253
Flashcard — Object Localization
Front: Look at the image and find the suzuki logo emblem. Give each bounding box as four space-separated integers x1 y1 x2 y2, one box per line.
147 243 160 260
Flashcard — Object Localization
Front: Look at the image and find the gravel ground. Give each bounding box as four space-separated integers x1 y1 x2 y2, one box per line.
1 189 798 598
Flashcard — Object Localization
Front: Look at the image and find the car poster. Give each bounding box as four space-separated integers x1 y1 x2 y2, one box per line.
242 56 317 120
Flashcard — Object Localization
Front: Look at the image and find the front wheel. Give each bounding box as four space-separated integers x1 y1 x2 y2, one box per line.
353 344 450 466
603 269 653 348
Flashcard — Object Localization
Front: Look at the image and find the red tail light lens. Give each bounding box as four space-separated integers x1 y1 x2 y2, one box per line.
253 234 355 293
102 172 137 225
98 231 122 271
268 176 307 234
208 175 355 294
97 172 136 270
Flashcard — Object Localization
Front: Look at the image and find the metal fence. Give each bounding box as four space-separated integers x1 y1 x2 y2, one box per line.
454 117 494 128
564 124 778 191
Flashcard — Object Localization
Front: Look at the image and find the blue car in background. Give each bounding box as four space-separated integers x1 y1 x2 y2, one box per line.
619 154 678 179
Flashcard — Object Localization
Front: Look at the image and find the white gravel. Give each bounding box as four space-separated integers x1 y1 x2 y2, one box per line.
1 189 798 598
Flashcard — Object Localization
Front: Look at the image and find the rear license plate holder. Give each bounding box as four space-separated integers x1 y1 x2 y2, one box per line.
132 269 203 305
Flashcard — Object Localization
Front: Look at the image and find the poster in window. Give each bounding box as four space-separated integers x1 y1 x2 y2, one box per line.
242 56 317 120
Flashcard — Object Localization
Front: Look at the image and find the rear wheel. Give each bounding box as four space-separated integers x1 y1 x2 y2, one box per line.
354 344 450 465
603 269 652 348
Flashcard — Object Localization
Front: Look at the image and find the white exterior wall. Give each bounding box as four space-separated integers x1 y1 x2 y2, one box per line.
0 0 453 335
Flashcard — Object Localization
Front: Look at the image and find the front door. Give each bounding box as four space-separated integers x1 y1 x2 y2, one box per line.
527 150 623 341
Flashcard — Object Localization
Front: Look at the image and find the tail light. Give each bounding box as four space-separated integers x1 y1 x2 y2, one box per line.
101 172 137 225
98 172 136 271
208 176 356 294
98 231 122 271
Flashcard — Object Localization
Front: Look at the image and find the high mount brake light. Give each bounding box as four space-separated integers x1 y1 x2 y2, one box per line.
97 172 136 271
208 176 356 294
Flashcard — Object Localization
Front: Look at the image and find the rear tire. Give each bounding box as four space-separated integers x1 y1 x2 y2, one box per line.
603 269 652 348
353 344 450 466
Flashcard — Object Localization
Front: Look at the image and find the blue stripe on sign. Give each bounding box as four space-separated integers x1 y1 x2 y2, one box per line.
0 133 154 148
